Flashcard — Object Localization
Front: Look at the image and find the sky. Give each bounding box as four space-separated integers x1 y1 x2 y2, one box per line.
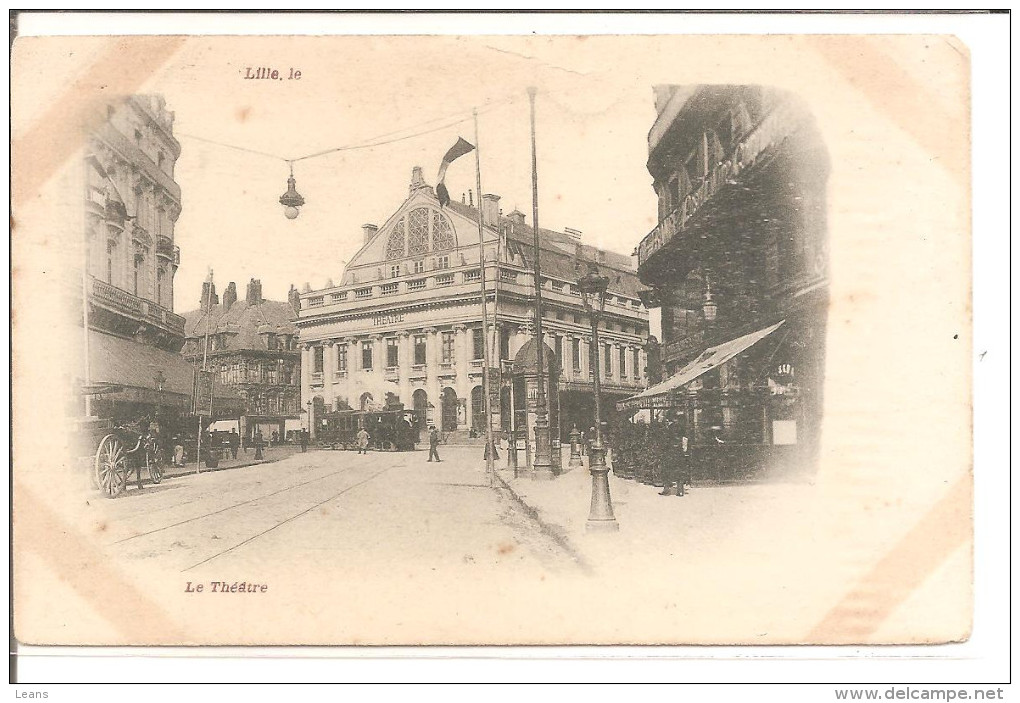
151 36 662 312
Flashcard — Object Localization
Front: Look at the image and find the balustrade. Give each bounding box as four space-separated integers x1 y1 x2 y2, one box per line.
637 103 800 266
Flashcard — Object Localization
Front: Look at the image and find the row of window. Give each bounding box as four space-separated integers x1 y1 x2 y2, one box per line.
218 361 297 386
311 334 643 379
388 256 448 279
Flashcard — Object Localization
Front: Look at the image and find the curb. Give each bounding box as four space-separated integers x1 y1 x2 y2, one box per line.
163 451 298 480
490 469 594 575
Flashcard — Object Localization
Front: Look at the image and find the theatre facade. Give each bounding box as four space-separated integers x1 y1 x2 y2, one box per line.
295 168 650 442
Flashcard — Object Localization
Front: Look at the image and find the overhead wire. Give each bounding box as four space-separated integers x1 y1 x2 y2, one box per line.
176 92 521 167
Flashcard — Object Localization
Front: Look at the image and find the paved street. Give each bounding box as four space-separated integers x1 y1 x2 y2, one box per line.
16 442 968 646
99 446 585 578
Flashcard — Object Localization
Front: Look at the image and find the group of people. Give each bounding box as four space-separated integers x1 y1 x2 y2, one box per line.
611 420 693 496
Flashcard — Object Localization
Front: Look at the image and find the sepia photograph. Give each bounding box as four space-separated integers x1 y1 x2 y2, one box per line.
11 14 995 675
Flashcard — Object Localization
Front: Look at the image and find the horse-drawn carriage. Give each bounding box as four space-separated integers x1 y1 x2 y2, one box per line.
73 383 170 498
318 409 417 451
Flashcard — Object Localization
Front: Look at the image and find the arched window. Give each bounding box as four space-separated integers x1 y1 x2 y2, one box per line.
407 208 430 255
359 392 374 412
385 219 405 259
432 210 455 251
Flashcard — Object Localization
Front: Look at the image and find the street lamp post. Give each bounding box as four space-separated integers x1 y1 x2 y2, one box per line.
578 263 619 532
527 86 555 479
306 399 313 442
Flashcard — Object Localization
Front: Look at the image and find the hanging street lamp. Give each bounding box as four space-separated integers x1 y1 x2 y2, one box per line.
577 262 619 532
279 162 305 219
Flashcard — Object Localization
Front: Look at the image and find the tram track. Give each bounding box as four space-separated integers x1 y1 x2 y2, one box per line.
111 463 358 545
180 464 396 572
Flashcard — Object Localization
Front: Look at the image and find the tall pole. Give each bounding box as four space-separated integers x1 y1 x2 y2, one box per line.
585 278 619 532
527 86 554 478
493 216 503 445
473 109 495 487
195 269 213 473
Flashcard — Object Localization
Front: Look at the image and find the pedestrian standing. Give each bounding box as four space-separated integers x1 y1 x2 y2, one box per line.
254 428 264 461
300 429 308 452
229 429 239 460
427 425 442 462
356 426 371 455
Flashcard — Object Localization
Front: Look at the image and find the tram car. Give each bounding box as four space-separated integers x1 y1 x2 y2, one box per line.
318 409 417 451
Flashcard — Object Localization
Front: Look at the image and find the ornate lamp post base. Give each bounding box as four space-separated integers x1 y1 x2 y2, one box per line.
585 443 619 532
568 425 584 468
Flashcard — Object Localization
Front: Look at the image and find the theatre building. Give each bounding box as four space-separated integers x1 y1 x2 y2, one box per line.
621 85 829 481
296 167 650 443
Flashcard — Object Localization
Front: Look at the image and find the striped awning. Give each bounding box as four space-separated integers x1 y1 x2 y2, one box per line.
618 320 785 410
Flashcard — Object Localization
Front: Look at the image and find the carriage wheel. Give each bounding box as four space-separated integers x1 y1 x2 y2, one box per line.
148 447 166 484
94 435 127 498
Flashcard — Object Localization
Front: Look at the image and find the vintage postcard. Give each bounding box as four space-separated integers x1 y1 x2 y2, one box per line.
11 29 973 647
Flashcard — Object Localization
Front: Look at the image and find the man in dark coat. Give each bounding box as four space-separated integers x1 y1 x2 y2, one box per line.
228 429 239 459
427 426 441 462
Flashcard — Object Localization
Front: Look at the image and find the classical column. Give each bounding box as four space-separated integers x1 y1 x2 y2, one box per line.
398 330 412 407
580 334 591 380
561 334 574 382
349 338 360 373
454 324 469 399
301 343 312 406
323 339 336 408
424 327 440 425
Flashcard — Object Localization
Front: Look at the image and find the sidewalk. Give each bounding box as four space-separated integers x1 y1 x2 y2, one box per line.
496 449 818 569
163 444 304 479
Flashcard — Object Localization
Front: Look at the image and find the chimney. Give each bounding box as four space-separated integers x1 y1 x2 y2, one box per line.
481 193 500 228
200 279 218 310
507 209 526 228
564 227 582 241
408 166 434 197
362 223 378 244
222 281 237 309
288 284 300 316
468 189 473 207
245 277 263 305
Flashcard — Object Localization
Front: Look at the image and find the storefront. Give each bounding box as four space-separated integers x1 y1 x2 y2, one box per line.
619 318 821 482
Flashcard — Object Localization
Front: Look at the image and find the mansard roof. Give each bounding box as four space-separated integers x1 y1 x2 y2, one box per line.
182 298 298 350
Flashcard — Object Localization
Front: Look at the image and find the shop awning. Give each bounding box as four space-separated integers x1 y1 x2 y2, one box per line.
89 330 197 398
619 320 785 410
86 330 241 411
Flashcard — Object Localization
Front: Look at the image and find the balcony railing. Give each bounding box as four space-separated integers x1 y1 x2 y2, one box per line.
637 102 801 267
90 275 185 337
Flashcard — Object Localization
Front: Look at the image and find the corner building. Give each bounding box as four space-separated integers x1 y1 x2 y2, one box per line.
296 168 650 442
623 85 830 481
80 95 195 420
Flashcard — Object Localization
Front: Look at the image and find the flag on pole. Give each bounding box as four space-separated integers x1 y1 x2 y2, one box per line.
436 137 475 207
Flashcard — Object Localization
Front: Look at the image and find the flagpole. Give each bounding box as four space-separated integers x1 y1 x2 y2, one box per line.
196 268 213 474
473 108 495 487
